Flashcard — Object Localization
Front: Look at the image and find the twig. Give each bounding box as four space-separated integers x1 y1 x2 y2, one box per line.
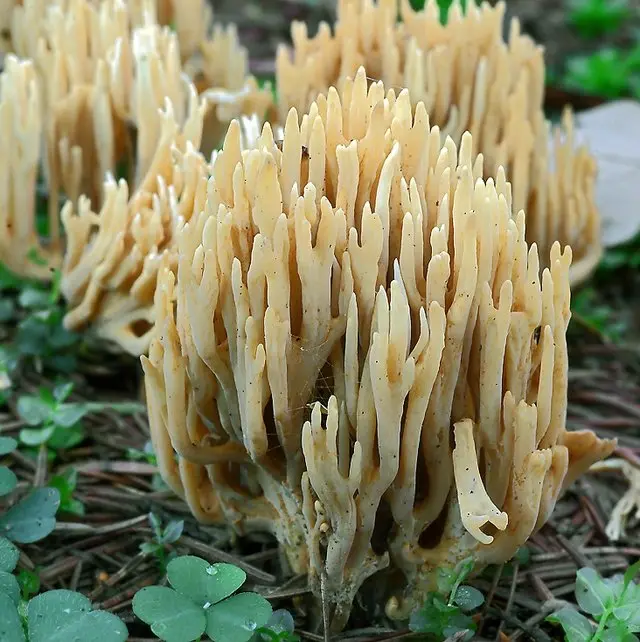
478 563 503 636
70 559 83 592
485 606 552 642
89 550 148 600
96 573 157 611
554 533 594 570
321 571 331 642
509 598 571 641
495 561 519 641
33 444 48 487
54 514 148 535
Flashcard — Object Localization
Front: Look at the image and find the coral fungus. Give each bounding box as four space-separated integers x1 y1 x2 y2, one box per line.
142 69 615 629
276 0 602 286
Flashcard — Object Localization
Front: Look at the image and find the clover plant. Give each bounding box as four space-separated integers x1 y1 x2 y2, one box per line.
409 557 484 641
133 555 273 642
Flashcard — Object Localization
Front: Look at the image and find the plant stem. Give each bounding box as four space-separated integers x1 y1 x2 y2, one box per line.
590 606 611 641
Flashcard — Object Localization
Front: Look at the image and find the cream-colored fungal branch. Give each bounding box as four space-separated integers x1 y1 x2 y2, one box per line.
193 24 276 157
9 0 274 159
60 98 208 355
276 0 602 287
9 0 209 64
142 68 616 629
0 55 61 278
130 0 214 61
6 0 273 202
0 1 17 54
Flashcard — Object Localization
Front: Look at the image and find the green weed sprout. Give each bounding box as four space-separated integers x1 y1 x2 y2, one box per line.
133 556 273 642
568 0 630 39
126 440 158 465
409 558 484 641
48 468 84 516
547 561 640 641
16 569 40 602
0 264 81 376
140 512 184 569
16 382 144 452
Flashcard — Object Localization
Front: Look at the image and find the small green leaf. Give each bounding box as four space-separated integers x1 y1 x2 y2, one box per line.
52 382 74 403
453 558 474 583
132 585 206 642
28 589 128 642
48 327 78 350
38 388 56 407
514 547 531 566
410 598 444 635
453 585 484 612
140 542 161 556
17 569 40 600
0 466 18 496
0 347 19 378
52 404 89 428
0 570 20 606
18 288 50 310
604 574 625 603
205 592 273 642
0 487 60 543
17 396 52 426
614 599 640 632
265 609 295 635
0 437 17 456
601 620 638 642
436 567 456 595
0 570 20 605
62 498 85 516
449 558 475 602
0 537 19 572
48 468 78 506
19 426 55 447
576 567 615 617
0 590 25 642
48 423 85 450
0 299 15 322
149 512 162 534
167 557 246 607
624 561 640 591
161 520 184 545
547 607 595 642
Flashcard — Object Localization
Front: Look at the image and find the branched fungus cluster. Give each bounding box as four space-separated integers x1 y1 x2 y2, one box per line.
0 0 273 353
276 0 602 286
142 70 616 629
